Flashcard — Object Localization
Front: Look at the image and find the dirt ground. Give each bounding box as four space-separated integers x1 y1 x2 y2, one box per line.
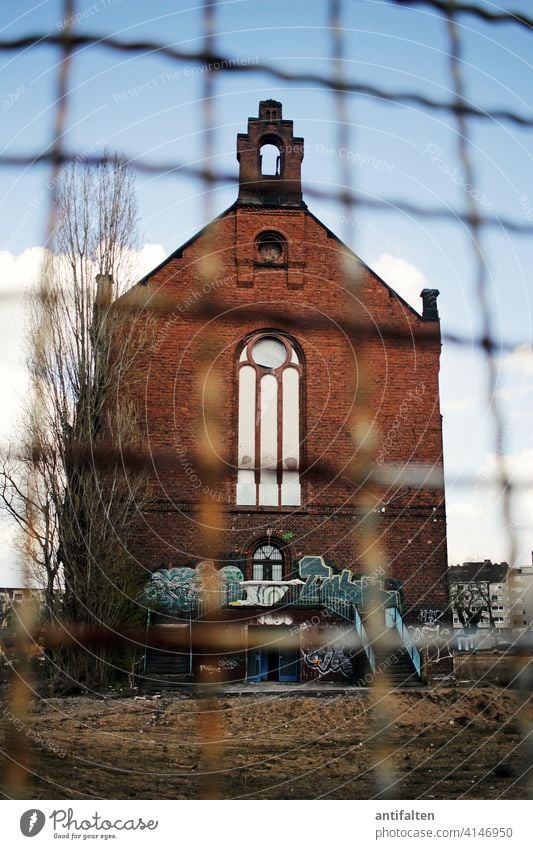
1 685 531 800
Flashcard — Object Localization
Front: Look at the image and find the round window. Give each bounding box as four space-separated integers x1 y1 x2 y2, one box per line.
251 336 287 369
257 234 283 263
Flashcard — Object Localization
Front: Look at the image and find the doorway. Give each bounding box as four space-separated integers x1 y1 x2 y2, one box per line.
247 627 299 682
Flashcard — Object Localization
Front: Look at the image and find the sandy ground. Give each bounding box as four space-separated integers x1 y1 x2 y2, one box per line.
0 685 531 799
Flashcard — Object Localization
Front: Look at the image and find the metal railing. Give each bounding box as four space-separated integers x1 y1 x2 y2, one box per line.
353 606 377 673
386 606 422 677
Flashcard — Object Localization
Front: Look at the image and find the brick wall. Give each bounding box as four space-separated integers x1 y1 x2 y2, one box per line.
118 199 449 626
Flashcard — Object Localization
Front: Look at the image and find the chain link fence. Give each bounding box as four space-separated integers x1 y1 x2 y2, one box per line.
0 0 531 801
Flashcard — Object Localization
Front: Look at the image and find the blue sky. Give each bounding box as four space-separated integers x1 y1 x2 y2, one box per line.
1 0 533 583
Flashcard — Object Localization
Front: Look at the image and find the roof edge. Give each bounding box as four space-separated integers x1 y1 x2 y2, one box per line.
305 208 426 321
129 202 433 324
136 202 238 287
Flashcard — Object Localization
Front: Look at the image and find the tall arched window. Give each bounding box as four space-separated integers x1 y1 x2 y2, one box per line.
237 332 301 506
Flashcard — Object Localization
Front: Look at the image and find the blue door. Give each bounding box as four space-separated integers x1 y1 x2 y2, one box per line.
247 650 269 682
278 649 299 682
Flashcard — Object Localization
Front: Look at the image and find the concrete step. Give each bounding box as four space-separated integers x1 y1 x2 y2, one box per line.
140 673 193 694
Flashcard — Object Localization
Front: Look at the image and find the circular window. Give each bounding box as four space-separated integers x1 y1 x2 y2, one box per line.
251 336 287 369
257 233 284 263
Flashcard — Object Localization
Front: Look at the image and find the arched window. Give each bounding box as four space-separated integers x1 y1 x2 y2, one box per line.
252 542 284 581
237 332 301 507
259 143 280 176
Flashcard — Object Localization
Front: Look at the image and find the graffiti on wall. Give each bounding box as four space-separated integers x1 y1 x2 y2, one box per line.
417 608 443 625
198 656 241 676
302 645 354 679
256 613 294 626
240 583 293 606
412 624 453 663
322 570 362 604
298 556 330 603
141 561 245 613
141 554 397 615
294 557 365 607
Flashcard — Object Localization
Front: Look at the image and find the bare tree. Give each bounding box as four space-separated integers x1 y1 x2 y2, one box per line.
451 581 494 630
1 155 155 689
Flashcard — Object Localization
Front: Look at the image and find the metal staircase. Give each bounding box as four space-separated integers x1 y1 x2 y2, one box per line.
323 599 423 687
366 606 423 688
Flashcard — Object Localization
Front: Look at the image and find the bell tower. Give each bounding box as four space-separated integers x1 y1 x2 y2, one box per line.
236 100 305 208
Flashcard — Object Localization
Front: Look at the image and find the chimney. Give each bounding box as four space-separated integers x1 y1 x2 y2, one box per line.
420 288 440 321
91 274 114 347
95 273 113 308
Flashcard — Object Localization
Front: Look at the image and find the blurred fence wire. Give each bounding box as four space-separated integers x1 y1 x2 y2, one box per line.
0 0 531 801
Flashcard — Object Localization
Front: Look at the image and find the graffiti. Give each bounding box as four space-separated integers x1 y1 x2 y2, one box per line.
239 582 293 606
322 570 362 606
299 576 320 604
199 665 218 675
412 623 453 663
412 608 453 663
412 623 450 643
299 556 331 579
256 613 293 626
141 554 396 615
140 562 245 613
199 657 240 674
219 565 246 604
140 567 196 613
299 555 330 603
302 645 354 679
218 658 239 670
298 558 377 608
220 565 245 585
417 608 443 625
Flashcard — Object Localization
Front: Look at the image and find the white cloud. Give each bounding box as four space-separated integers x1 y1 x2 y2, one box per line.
447 501 484 521
498 343 533 376
0 245 45 287
371 252 427 311
0 248 44 447
446 448 533 566
0 244 166 585
479 448 533 489
511 410 533 419
442 396 479 414
134 243 166 278
491 343 533 401
0 521 23 587
494 383 533 401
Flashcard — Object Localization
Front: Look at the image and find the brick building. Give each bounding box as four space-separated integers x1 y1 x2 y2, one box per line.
127 101 449 686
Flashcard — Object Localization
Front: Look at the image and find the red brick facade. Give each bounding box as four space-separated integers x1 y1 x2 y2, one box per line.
126 101 449 628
